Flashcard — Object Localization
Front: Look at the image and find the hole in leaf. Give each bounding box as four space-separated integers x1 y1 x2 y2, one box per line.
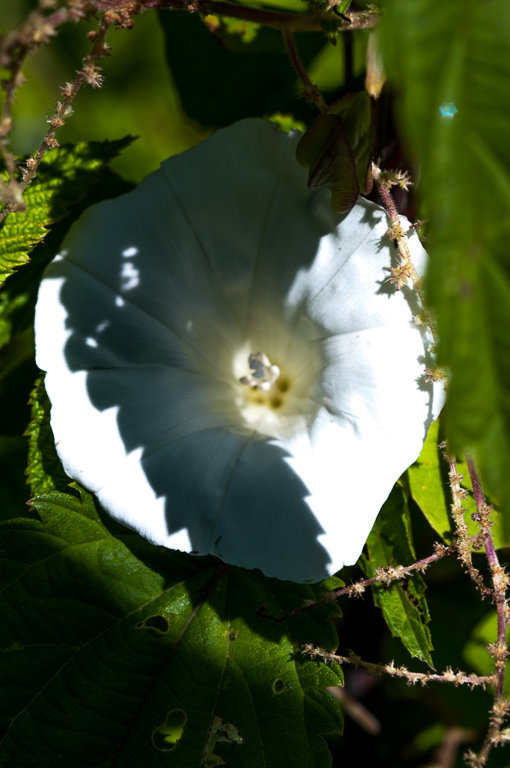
143 615 169 633
152 709 187 751
272 678 285 694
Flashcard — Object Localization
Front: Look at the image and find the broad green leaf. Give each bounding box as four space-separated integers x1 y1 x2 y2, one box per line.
0 488 343 767
379 0 510 533
0 138 133 288
362 487 434 666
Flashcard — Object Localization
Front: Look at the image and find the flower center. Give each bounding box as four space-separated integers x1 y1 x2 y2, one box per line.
232 336 321 440
239 352 280 392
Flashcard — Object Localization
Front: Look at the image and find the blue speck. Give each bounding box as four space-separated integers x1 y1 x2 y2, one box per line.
439 102 457 119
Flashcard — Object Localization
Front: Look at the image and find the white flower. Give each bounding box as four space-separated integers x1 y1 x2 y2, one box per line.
35 119 443 583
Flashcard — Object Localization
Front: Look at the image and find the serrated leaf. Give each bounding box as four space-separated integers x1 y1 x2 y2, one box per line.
379 0 510 534
0 138 133 287
26 376 73 496
0 487 343 767
362 487 434 666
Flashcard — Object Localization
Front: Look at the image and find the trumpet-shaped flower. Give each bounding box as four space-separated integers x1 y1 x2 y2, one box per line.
35 119 443 582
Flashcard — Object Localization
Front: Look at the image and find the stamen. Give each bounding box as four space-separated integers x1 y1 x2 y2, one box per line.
239 352 280 391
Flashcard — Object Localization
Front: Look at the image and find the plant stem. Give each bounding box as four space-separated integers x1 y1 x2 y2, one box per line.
282 28 327 113
464 453 510 766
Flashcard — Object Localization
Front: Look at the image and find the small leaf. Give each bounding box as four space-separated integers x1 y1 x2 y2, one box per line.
296 92 373 213
327 91 373 192
296 113 359 212
362 486 434 666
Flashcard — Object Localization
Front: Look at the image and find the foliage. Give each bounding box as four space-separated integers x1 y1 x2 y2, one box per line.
1 1 510 766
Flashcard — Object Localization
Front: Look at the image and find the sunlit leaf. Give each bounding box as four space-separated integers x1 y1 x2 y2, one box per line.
0 139 133 288
407 421 510 549
379 0 510 532
407 421 452 542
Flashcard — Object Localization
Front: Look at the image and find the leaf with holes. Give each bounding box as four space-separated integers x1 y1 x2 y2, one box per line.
0 486 343 767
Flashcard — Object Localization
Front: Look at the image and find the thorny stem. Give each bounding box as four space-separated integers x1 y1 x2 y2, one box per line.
113 0 379 32
370 162 439 347
282 28 327 113
0 0 377 218
464 454 510 767
447 454 490 598
263 543 455 622
302 645 494 690
0 13 113 225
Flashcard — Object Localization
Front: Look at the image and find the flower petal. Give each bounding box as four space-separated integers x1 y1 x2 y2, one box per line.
35 118 443 582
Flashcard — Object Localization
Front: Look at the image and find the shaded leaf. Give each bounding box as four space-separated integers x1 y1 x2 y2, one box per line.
327 91 373 192
362 487 434 665
296 113 359 212
0 488 343 767
296 92 373 213
158 11 323 127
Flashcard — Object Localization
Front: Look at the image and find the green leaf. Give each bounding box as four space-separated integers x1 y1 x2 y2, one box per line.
379 0 510 532
362 487 434 666
407 421 510 549
296 114 359 213
296 92 373 213
462 611 510 697
25 376 73 497
0 138 133 288
0 487 342 767
327 92 373 192
407 421 453 542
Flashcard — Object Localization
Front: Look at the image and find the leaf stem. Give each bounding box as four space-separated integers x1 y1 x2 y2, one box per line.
0 13 113 225
282 28 327 113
